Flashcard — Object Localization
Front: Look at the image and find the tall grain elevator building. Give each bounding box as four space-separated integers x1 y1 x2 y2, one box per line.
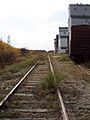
68 4 90 59
59 27 68 53
54 35 59 53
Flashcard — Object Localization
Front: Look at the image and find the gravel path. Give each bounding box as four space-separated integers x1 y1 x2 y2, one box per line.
52 55 90 120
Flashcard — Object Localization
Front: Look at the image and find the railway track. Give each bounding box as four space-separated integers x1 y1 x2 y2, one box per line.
0 56 68 120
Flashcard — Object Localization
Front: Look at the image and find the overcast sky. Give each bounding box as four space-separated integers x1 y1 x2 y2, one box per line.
0 0 90 50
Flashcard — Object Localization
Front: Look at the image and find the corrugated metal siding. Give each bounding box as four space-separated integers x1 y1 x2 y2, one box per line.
70 25 90 57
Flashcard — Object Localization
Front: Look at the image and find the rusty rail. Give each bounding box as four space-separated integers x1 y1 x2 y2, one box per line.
48 55 69 120
0 61 39 107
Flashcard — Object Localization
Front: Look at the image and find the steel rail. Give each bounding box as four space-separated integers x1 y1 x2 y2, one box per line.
48 55 69 120
0 60 39 107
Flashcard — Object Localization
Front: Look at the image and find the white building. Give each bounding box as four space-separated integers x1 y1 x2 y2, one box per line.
68 4 90 55
59 27 68 53
68 4 90 27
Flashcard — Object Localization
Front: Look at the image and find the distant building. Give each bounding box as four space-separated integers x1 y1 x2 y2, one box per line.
59 27 68 53
54 35 59 53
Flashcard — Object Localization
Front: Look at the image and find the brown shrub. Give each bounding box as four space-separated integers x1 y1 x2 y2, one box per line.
0 40 20 68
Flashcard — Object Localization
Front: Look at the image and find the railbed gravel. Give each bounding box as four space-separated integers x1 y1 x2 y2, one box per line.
52 55 90 120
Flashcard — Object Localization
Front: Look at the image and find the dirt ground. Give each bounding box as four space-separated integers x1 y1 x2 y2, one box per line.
52 55 90 120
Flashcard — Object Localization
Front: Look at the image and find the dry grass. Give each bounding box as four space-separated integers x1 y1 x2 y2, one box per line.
0 53 39 75
53 54 74 64
40 72 56 90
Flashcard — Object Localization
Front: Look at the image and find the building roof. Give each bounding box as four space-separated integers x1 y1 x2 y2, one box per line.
59 27 68 29
69 3 90 7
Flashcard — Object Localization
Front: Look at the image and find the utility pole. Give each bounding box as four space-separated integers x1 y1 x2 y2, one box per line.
7 35 10 44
